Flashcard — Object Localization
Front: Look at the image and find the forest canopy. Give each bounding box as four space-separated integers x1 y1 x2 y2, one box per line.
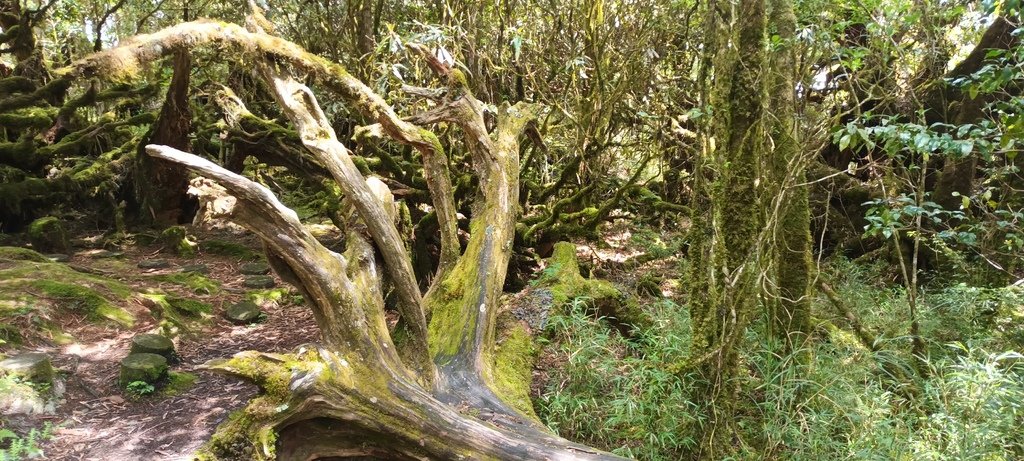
0 0 1023 459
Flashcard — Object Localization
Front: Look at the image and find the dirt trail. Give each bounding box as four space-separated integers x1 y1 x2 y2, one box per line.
2 232 319 460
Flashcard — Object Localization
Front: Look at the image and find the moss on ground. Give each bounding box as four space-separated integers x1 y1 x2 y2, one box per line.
202 239 259 260
145 272 220 294
0 246 49 262
139 293 212 336
160 371 197 396
0 252 135 332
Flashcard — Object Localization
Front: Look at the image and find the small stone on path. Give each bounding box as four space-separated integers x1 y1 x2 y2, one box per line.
180 264 210 274
239 262 271 275
138 259 172 269
130 334 176 362
224 301 263 325
243 275 275 289
90 250 124 259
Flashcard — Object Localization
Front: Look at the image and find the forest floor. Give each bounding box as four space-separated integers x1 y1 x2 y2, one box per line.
0 227 321 460
0 220 681 460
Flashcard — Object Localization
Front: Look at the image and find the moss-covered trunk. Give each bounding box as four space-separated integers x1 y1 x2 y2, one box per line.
685 0 767 456
767 0 813 354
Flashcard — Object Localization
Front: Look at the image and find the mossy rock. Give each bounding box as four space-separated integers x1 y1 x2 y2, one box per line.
0 352 54 384
27 217 70 254
130 334 176 362
224 301 263 325
239 262 271 276
160 226 197 257
118 353 168 388
0 247 49 262
138 259 172 270
242 275 275 289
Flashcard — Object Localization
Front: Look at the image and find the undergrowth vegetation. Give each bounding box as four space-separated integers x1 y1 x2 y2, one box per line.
536 257 1024 460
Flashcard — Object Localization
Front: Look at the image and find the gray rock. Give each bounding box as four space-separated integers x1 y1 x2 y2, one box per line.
224 301 263 325
130 334 176 362
243 275 275 289
239 262 271 276
138 259 172 269
180 264 210 274
0 352 54 384
45 254 71 263
90 250 124 259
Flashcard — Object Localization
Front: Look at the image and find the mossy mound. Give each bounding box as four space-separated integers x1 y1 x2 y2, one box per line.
119 353 168 388
144 272 220 294
533 242 651 334
161 371 197 396
0 246 49 262
27 216 70 254
138 293 212 337
161 226 197 257
0 256 135 332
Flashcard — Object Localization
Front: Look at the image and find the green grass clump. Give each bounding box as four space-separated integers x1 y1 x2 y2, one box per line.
537 297 696 459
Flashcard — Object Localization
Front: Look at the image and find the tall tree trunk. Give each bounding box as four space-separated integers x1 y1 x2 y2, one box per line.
767 0 812 354
685 0 767 456
134 50 193 225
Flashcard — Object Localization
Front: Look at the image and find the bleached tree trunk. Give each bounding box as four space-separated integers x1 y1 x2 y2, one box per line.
69 11 624 460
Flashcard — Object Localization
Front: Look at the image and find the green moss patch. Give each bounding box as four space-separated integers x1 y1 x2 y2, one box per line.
160 371 197 396
145 272 220 294
0 257 135 330
138 293 212 337
0 246 49 262
202 240 259 260
491 322 539 420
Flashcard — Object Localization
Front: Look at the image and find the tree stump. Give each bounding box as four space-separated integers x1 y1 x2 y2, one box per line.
119 353 168 388
130 334 176 362
0 352 54 384
224 301 263 324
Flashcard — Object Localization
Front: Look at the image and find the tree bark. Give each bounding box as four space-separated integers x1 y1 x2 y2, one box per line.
135 50 193 225
767 0 813 354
